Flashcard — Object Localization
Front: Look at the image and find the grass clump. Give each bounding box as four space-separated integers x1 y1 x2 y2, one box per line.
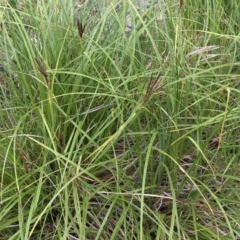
0 0 240 239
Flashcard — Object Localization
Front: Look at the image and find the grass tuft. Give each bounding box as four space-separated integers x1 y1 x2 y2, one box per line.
1 0 240 239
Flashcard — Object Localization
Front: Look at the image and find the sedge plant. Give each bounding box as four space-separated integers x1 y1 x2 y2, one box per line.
0 0 240 239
